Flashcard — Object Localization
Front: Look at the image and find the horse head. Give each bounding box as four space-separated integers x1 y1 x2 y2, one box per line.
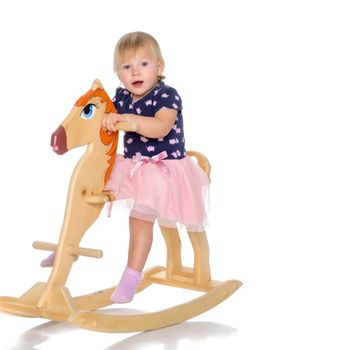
51 79 117 155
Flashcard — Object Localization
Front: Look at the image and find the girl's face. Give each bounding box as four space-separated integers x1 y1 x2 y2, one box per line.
117 48 164 101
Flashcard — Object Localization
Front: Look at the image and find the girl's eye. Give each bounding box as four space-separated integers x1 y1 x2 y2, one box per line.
80 103 96 120
122 64 131 70
141 61 149 67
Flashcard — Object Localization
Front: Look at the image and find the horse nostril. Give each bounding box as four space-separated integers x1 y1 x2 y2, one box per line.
51 125 68 155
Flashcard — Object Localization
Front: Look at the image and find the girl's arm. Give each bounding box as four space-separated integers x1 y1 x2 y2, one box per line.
102 109 177 139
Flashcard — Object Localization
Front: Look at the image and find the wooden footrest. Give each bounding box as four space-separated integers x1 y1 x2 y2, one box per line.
32 241 103 258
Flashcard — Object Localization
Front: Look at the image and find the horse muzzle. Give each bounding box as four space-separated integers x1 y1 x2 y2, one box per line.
51 125 68 155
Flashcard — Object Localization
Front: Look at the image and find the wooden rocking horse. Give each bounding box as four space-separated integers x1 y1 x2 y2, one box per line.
0 79 242 333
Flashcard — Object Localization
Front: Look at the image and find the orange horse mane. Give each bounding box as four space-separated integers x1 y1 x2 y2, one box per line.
75 88 119 186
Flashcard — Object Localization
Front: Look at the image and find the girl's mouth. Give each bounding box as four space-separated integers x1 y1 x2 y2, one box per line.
132 80 143 88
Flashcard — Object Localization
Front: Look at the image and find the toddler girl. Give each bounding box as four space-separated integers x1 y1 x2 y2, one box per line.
42 32 210 304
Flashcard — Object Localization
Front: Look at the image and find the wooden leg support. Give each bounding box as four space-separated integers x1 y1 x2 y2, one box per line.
0 282 76 321
159 225 211 285
188 231 211 285
159 225 183 279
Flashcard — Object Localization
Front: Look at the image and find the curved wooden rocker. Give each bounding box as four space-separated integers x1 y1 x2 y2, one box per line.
0 79 242 333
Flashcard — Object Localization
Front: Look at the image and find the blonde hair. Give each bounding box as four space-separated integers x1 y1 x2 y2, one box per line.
113 31 165 81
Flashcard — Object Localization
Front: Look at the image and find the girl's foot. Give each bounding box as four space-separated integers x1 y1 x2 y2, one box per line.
111 266 142 303
40 252 79 267
40 252 56 267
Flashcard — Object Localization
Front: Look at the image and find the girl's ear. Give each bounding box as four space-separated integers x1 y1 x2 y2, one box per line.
158 60 165 76
116 72 123 88
115 71 123 87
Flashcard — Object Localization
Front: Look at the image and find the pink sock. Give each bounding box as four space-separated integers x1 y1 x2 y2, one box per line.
40 252 79 267
40 252 56 267
111 267 142 303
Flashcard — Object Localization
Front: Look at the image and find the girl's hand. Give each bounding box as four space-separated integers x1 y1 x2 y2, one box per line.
102 113 131 133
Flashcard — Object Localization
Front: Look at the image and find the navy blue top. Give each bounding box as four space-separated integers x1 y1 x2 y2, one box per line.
112 82 186 159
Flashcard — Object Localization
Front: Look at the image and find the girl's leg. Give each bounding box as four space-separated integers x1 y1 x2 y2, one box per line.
127 216 154 271
111 216 154 303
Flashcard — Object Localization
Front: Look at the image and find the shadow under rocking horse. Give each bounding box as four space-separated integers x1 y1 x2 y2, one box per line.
0 79 242 333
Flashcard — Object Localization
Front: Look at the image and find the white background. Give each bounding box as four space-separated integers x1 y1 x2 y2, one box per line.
0 0 349 349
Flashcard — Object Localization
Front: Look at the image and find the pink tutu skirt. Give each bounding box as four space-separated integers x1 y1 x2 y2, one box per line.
104 154 210 231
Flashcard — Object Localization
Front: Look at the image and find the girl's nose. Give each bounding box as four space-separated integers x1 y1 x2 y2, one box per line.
132 65 140 75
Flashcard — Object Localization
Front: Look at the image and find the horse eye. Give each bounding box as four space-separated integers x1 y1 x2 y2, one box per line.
80 104 96 120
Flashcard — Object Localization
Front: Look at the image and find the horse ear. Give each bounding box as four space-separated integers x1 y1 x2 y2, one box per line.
92 79 104 91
